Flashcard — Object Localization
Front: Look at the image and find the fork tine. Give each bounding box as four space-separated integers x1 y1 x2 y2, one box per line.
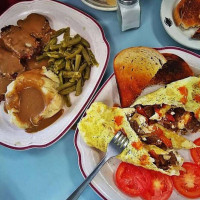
122 139 129 148
120 137 127 146
116 134 124 145
112 131 121 143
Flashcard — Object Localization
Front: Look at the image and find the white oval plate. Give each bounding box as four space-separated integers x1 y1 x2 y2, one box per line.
81 0 117 11
0 0 109 150
161 0 200 50
75 47 200 200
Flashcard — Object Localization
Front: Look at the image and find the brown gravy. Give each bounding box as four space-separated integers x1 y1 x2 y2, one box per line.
0 76 13 94
26 57 48 70
26 109 64 133
17 13 51 38
0 46 24 75
18 87 45 125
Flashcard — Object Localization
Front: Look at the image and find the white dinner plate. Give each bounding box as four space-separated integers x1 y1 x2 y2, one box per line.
81 0 117 11
0 0 109 150
161 0 200 50
75 47 200 200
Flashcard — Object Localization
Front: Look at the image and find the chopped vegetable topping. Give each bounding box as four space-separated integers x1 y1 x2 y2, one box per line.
114 116 124 126
131 141 143 150
140 155 149 166
151 126 172 148
178 86 188 104
194 94 200 102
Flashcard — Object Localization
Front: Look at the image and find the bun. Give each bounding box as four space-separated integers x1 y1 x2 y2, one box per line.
113 47 167 108
173 0 200 29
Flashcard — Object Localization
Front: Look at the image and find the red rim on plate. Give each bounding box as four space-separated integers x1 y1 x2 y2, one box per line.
0 0 110 150
74 46 200 200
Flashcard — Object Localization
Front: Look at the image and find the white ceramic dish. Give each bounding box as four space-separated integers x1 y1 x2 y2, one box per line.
0 0 109 150
161 0 200 50
81 0 117 11
75 47 200 200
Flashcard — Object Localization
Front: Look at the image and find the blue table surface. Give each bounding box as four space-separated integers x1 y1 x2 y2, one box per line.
1 1 200 200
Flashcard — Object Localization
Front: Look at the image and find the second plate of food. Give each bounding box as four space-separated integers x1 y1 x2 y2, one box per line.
0 0 109 149
75 46 200 200
161 0 200 50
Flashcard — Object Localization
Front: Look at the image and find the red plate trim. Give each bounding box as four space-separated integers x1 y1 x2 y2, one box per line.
0 0 110 150
74 46 200 200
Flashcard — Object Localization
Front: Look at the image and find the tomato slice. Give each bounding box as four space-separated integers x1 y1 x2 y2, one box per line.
172 162 200 198
190 138 200 165
115 162 151 196
141 171 173 200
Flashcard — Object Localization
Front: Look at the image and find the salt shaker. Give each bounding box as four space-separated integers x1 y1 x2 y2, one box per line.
117 0 141 31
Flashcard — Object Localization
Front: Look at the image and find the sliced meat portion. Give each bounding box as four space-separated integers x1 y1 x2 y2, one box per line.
17 13 51 39
149 151 177 170
26 57 48 70
145 135 167 150
0 46 24 75
17 13 54 46
0 75 13 95
0 76 12 94
0 75 13 102
1 25 41 59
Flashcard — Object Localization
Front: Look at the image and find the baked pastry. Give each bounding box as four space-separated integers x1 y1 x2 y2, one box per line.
173 0 200 29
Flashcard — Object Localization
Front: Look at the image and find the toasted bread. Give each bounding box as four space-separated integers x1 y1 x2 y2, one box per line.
150 53 194 85
114 47 167 108
173 0 200 29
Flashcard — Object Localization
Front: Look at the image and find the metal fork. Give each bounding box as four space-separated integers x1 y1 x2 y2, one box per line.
67 131 129 200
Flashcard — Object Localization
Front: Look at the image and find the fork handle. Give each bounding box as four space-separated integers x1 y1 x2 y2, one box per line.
67 155 109 200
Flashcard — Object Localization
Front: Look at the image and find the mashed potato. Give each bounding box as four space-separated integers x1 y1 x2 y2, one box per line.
5 67 63 130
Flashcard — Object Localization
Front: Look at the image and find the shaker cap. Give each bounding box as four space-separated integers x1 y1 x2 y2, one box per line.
118 0 138 5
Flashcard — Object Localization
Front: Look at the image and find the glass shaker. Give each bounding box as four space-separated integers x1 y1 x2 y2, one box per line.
117 0 141 31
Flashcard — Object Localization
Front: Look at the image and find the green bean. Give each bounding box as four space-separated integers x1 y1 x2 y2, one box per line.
59 46 66 54
64 45 83 59
62 35 82 48
51 28 68 38
58 71 63 84
46 52 64 58
65 60 71 71
59 85 76 95
62 71 81 79
75 79 82 96
50 44 61 51
63 27 70 41
54 59 65 73
63 94 71 107
69 78 76 83
78 63 87 73
81 37 90 48
84 66 91 80
48 58 55 65
44 37 57 52
82 47 91 65
74 54 82 71
88 49 99 66
57 81 76 91
36 53 48 61
81 77 85 87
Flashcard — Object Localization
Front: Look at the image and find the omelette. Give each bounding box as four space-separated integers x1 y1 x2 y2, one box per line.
131 76 200 135
78 102 198 176
78 76 200 176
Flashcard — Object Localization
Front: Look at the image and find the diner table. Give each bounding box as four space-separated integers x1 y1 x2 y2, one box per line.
0 0 200 200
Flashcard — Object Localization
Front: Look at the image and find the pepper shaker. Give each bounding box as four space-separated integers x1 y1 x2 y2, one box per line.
117 0 141 31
